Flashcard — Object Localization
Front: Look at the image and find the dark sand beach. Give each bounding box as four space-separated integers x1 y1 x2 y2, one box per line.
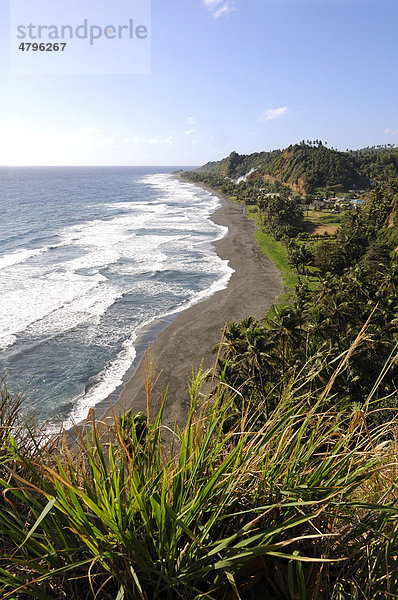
105 187 284 427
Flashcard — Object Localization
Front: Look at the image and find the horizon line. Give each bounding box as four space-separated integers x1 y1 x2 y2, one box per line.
0 164 197 168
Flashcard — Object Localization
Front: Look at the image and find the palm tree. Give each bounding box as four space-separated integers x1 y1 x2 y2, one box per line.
267 306 303 397
219 317 277 417
258 197 267 226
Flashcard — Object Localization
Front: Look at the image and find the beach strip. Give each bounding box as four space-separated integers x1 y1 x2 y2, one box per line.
105 186 284 427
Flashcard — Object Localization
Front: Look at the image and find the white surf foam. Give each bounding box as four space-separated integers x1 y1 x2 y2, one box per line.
2 172 234 429
61 259 234 431
60 175 234 428
0 203 173 349
61 335 138 431
0 270 106 350
0 247 49 271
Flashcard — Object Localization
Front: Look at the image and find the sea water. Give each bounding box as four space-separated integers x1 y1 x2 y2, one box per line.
0 167 232 429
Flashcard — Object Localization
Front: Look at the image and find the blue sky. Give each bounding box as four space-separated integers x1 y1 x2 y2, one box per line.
0 0 397 165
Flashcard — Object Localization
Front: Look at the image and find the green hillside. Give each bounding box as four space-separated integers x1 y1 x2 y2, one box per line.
351 145 398 180
189 142 398 195
197 149 282 179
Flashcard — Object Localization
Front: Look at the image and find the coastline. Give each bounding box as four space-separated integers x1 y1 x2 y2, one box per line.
102 184 284 428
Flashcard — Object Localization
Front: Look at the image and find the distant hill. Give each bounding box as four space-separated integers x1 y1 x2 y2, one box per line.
196 149 282 179
190 142 398 195
350 145 398 181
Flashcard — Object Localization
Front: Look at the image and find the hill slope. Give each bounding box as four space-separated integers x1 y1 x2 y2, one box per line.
190 142 398 195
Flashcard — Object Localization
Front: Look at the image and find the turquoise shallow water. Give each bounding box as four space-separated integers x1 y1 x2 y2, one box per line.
0 167 232 429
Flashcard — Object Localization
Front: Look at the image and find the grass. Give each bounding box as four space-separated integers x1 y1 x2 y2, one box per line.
246 206 320 293
317 215 341 226
304 210 341 224
255 229 297 289
303 210 341 236
245 206 298 290
1 350 398 599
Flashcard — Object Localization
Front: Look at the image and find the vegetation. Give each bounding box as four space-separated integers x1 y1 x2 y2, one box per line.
244 206 298 290
256 229 297 289
185 141 398 196
181 153 398 430
265 142 366 195
195 149 282 180
312 179 398 275
1 355 398 599
351 145 398 180
217 179 398 422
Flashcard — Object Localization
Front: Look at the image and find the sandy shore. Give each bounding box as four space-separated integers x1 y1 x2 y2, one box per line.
104 185 283 428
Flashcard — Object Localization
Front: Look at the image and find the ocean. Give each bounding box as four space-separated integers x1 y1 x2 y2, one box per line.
0 167 233 430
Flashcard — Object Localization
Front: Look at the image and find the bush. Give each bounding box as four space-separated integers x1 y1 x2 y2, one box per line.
0 362 398 599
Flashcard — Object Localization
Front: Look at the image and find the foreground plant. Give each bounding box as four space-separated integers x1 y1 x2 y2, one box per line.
0 366 397 599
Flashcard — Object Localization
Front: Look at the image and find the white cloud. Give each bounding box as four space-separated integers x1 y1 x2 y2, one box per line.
384 128 398 136
213 3 235 18
203 0 237 19
149 136 173 145
258 107 289 122
184 129 196 136
186 116 197 125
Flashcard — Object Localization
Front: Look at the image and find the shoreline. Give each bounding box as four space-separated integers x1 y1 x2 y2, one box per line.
101 183 284 428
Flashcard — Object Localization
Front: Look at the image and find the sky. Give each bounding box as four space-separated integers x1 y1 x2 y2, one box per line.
0 0 397 166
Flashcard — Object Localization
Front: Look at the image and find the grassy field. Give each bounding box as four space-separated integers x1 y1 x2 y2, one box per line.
245 206 298 290
303 209 341 235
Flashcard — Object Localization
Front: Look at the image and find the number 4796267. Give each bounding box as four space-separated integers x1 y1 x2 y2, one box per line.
19 42 67 51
